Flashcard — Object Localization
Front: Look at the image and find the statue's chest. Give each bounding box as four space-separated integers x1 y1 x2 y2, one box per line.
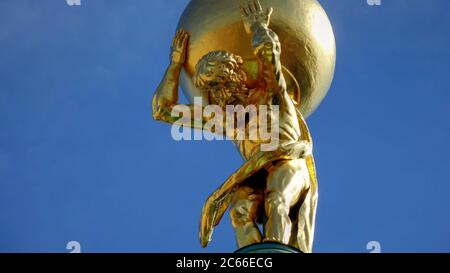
247 88 271 106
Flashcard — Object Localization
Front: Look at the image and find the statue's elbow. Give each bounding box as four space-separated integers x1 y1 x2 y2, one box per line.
151 104 158 120
152 105 163 122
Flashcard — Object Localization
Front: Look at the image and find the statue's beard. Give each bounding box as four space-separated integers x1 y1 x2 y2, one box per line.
208 81 248 108
207 71 248 108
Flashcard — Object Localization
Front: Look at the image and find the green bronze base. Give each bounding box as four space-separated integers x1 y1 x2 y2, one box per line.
235 242 303 253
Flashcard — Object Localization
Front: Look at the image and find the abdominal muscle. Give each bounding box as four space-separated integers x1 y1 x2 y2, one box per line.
234 91 302 161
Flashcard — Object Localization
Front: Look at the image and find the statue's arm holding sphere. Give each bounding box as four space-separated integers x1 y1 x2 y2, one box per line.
152 29 189 122
241 0 287 96
152 30 228 136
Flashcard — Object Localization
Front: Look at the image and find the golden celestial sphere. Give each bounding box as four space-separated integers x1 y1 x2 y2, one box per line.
177 0 336 118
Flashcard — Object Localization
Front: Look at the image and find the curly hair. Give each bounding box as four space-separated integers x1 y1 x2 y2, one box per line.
193 50 246 88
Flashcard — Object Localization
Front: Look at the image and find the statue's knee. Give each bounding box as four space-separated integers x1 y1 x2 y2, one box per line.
230 199 257 227
265 191 290 214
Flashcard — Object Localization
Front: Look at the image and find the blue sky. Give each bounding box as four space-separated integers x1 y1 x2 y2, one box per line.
0 0 449 253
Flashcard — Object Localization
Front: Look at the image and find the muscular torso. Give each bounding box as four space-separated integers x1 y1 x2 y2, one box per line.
234 87 301 161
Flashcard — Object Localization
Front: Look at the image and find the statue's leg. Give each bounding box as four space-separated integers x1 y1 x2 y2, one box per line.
229 186 263 248
264 159 309 244
295 185 317 253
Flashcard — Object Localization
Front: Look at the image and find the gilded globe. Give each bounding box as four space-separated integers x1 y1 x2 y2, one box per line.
177 0 336 118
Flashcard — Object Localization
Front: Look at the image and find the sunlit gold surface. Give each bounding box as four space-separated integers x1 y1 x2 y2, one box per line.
152 0 333 253
177 0 336 117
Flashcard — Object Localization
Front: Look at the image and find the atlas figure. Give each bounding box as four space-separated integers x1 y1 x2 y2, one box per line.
152 0 319 253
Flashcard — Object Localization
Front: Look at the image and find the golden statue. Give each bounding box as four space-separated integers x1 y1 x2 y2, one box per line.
152 0 335 253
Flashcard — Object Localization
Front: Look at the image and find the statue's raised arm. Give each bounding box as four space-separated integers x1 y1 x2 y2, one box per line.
152 29 228 134
241 0 287 96
152 29 189 122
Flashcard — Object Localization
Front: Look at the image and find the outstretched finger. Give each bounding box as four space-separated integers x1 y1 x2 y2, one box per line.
172 33 178 47
173 30 182 47
253 0 261 12
177 30 183 47
266 7 273 18
181 32 189 48
246 1 255 13
240 4 248 16
178 29 187 47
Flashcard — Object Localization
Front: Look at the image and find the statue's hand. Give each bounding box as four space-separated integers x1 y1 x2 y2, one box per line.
170 29 189 65
240 0 273 34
